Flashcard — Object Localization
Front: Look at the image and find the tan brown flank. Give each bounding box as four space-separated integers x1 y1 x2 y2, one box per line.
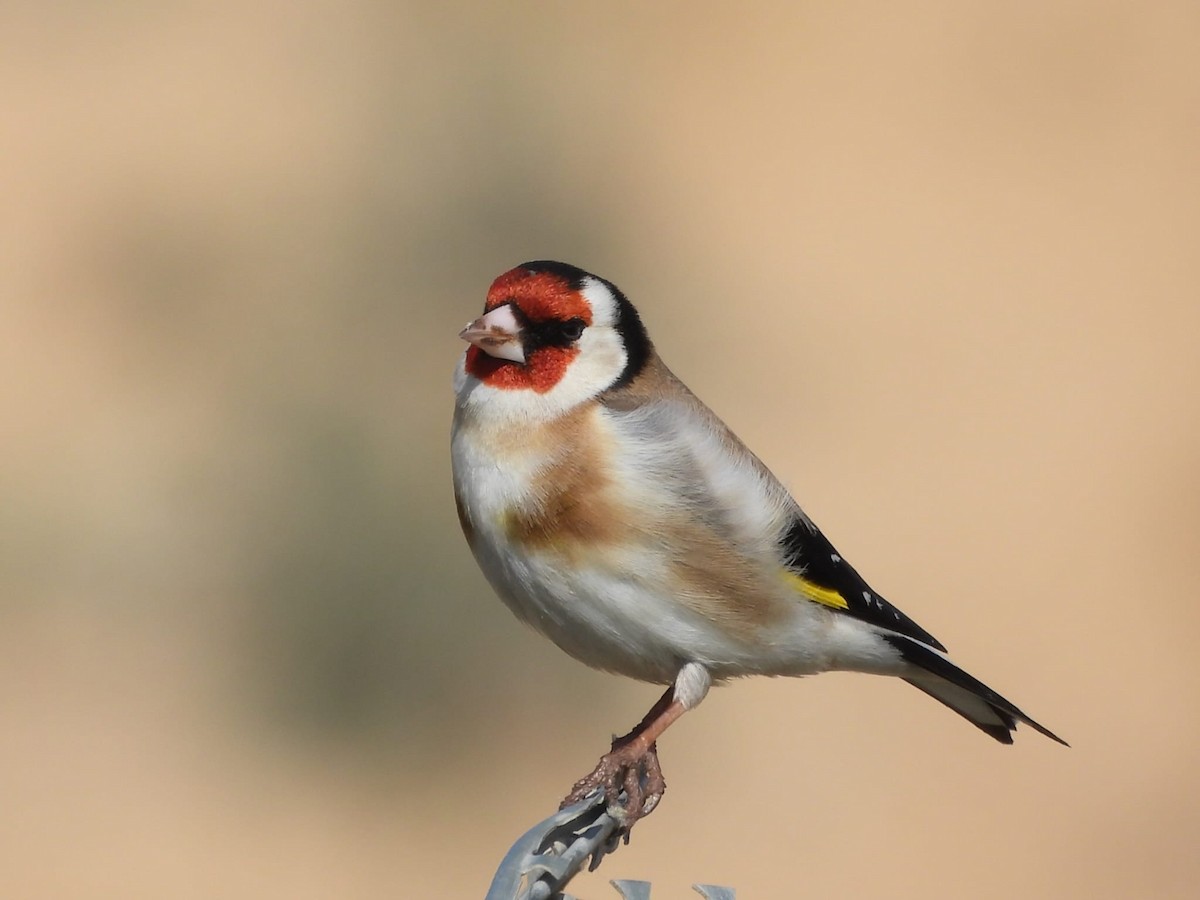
663 519 787 640
504 405 625 557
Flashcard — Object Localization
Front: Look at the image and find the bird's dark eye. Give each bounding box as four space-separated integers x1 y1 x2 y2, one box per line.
526 316 587 352
560 317 586 342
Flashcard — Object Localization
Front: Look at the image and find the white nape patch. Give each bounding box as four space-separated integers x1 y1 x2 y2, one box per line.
674 662 712 710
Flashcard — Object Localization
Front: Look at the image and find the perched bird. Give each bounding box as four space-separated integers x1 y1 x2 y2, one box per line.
451 260 1065 826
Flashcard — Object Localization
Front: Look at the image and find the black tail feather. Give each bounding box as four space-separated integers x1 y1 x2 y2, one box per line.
884 634 1068 747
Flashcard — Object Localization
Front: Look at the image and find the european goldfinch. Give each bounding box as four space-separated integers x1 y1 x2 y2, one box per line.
451 261 1065 825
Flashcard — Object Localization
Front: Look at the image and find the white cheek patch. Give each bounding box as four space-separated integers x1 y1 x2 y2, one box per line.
563 328 626 393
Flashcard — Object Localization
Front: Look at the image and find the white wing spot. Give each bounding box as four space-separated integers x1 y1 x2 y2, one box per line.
831 553 842 563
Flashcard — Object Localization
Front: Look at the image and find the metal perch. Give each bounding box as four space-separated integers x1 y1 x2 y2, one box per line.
485 790 734 899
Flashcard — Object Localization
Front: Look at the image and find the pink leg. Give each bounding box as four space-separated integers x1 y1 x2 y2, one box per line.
560 684 689 828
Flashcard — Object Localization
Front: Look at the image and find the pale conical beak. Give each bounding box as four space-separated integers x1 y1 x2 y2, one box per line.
458 304 526 364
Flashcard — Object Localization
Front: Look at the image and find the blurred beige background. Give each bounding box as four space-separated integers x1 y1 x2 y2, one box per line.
3 2 1198 898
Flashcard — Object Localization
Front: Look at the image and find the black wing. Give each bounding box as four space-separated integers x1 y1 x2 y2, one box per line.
781 513 947 652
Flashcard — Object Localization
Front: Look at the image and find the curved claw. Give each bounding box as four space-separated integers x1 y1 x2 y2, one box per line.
561 741 667 831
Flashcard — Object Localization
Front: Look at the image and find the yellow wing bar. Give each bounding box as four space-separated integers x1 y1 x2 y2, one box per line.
782 571 850 610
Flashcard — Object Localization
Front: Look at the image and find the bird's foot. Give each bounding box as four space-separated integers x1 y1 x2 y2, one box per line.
560 738 665 832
